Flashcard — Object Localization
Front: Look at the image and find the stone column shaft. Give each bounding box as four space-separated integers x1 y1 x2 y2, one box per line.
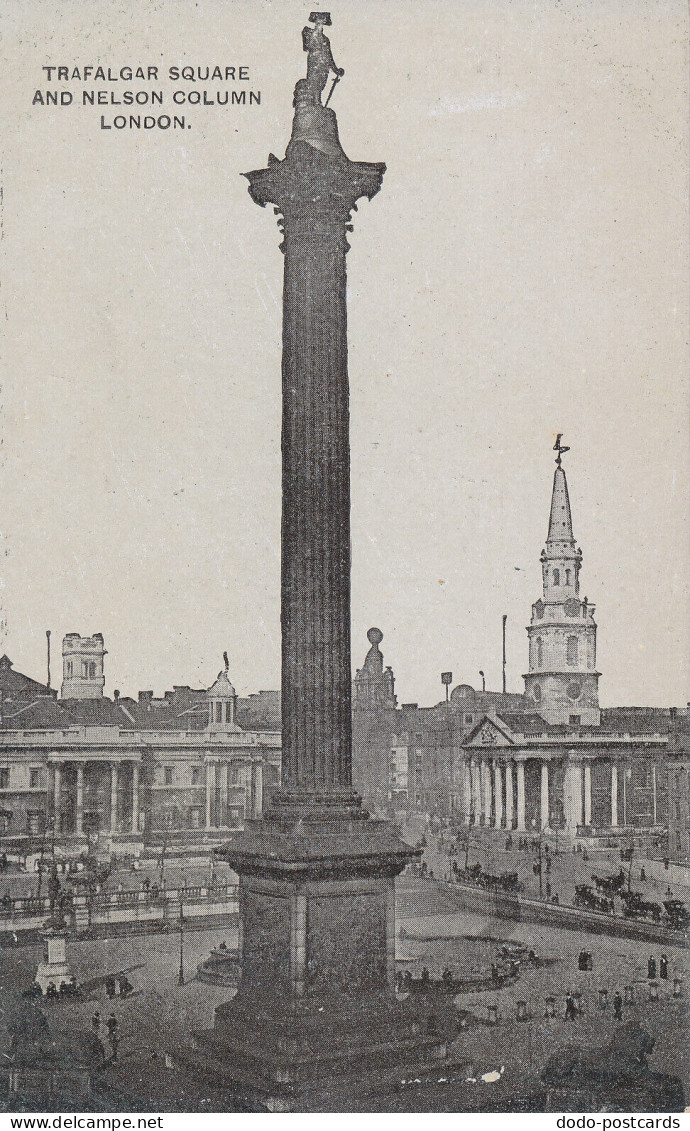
493 761 503 828
462 758 472 825
611 762 618 827
471 759 482 825
76 764 84 836
110 763 119 834
53 764 61 826
540 761 549 830
584 763 592 826
205 764 214 830
516 761 526 831
132 763 140 834
481 761 492 826
505 761 514 829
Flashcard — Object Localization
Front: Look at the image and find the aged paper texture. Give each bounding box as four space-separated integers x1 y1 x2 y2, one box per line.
0 0 687 1115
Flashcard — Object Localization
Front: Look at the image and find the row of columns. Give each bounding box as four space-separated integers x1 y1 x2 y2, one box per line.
462 756 624 832
463 757 531 831
52 761 140 837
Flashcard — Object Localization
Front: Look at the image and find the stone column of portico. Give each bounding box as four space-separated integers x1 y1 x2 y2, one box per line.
540 761 549 830
53 764 62 829
131 763 140 834
505 760 514 829
493 761 503 828
205 764 214 830
516 761 526 831
611 762 619 826
481 761 492 826
471 758 482 825
566 760 584 832
584 763 592 826
110 763 119 835
76 764 84 836
462 758 472 824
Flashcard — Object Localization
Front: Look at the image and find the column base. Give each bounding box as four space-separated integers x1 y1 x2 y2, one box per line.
181 990 448 1111
175 815 448 1109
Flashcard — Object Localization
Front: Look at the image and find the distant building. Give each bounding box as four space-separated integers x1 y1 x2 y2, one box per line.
0 641 280 857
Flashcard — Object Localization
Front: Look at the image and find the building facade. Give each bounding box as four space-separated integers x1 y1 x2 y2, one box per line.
0 647 280 858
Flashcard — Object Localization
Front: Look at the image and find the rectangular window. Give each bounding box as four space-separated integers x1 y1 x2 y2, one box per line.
569 715 581 726
190 808 201 829
26 810 42 835
66 661 73 677
0 769 8 789
191 767 201 786
29 769 40 789
164 767 173 786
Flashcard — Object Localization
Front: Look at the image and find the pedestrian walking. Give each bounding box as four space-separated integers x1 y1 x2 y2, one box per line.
660 954 668 980
105 974 116 999
92 1010 101 1032
564 993 577 1021
647 956 656 980
613 991 623 1021
640 867 646 883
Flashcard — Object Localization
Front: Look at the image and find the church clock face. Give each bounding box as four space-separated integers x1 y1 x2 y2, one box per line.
567 680 582 701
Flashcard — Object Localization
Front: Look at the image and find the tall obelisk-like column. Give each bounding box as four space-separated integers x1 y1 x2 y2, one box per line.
185 17 439 1107
244 21 384 816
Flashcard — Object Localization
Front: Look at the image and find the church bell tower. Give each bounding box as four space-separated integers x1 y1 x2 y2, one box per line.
524 438 600 725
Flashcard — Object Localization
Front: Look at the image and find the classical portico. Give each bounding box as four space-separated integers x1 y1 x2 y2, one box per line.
48 755 142 838
458 712 646 837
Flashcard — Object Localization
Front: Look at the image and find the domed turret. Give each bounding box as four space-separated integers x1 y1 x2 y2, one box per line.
206 654 239 729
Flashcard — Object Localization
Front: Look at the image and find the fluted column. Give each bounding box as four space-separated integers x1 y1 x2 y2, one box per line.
611 762 618 827
584 763 592 826
481 761 492 826
53 764 62 829
131 763 140 834
76 764 84 836
540 761 549 830
245 147 384 816
462 758 472 825
493 761 503 828
471 759 482 825
505 760 514 829
205 763 214 830
516 761 526 831
110 763 119 834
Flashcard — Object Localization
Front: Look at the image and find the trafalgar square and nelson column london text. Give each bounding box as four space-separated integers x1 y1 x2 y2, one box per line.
0 0 687 1116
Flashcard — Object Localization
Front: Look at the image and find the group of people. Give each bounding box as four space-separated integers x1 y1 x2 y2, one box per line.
92 1011 120 1059
647 954 670 981
44 975 79 998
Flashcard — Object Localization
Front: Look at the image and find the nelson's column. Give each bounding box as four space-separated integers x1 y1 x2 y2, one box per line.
182 13 447 1110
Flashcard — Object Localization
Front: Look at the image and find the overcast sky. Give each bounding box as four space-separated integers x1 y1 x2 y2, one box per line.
1 0 688 708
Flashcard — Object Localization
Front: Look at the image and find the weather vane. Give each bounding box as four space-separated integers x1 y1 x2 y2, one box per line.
553 433 570 468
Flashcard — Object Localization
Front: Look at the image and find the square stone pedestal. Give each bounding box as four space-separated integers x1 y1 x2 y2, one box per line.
179 815 450 1110
35 931 73 995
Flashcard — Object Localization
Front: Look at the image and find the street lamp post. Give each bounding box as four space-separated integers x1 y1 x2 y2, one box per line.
177 903 185 986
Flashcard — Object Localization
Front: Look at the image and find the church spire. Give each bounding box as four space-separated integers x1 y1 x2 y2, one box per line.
523 439 600 726
547 464 575 546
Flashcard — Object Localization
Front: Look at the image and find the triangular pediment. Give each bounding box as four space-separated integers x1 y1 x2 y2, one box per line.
464 716 514 747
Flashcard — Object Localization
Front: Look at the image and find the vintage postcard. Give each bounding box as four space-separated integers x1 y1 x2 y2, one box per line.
0 0 688 1116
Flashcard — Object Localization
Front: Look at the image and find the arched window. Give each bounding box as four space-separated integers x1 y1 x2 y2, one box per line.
536 637 543 667
553 569 560 586
567 635 578 666
565 569 571 584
